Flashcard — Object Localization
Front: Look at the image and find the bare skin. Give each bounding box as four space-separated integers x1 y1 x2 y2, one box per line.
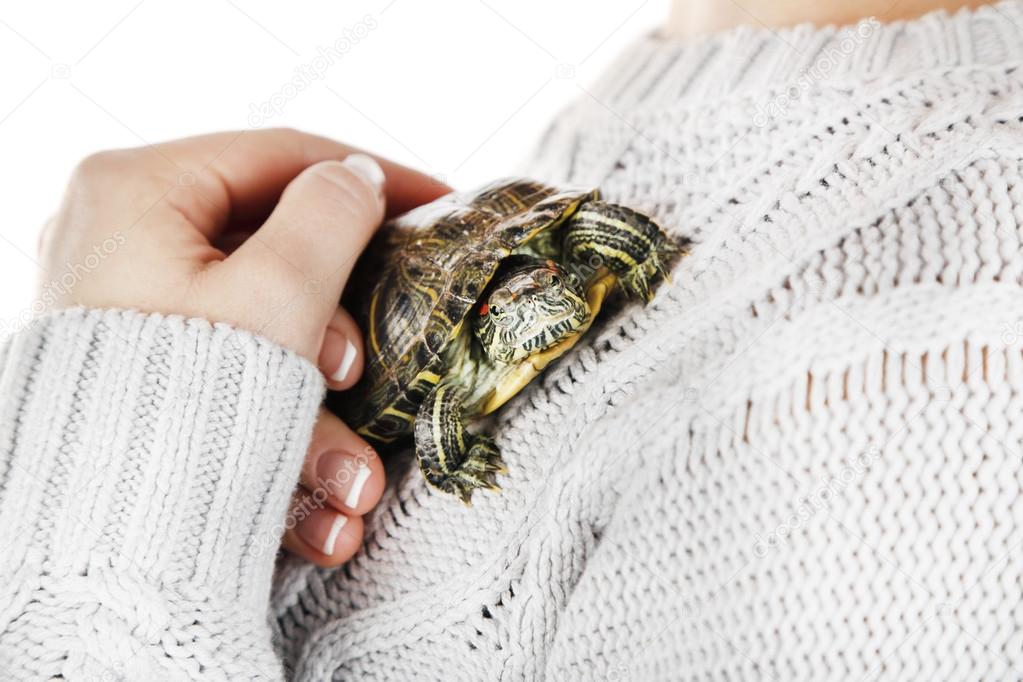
41 128 449 567
665 0 995 38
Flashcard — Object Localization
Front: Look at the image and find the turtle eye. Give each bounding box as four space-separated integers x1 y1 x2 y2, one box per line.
488 303 512 324
487 289 517 327
493 307 516 327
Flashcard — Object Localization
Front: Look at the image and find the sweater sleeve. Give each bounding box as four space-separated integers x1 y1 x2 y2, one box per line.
0 308 323 680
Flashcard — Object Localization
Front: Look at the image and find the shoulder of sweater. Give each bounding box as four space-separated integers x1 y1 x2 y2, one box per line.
527 62 1023 191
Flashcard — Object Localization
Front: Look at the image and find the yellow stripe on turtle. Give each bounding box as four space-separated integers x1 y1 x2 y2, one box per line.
357 423 401 443
583 241 640 268
368 292 382 356
431 385 447 472
381 405 415 422
573 210 656 246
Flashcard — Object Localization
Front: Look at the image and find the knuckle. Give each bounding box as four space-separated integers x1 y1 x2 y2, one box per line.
70 150 146 195
264 127 310 159
267 125 303 140
71 149 131 182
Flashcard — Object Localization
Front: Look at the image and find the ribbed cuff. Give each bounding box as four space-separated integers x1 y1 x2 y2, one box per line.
0 308 323 609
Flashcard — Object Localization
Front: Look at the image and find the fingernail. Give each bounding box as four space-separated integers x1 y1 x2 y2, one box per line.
332 338 358 383
320 328 358 384
320 514 347 555
297 508 348 555
341 153 385 195
317 450 373 510
344 463 373 509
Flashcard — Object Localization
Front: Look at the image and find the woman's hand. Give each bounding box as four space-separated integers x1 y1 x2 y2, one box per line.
38 128 449 567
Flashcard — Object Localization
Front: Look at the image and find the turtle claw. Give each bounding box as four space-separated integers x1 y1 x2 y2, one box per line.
464 435 506 474
656 254 674 285
432 433 506 504
620 238 687 302
621 267 654 302
415 384 507 503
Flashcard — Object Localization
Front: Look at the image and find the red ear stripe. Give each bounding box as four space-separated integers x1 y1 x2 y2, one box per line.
480 302 489 316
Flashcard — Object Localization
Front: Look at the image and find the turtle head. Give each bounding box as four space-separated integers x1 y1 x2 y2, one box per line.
472 256 589 364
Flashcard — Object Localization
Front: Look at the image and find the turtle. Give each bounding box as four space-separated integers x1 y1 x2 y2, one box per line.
329 178 687 503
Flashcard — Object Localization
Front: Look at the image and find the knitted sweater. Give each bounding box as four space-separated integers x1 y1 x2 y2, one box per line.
3 3 1023 680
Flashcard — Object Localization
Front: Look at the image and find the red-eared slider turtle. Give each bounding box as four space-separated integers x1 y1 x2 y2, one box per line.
330 179 687 503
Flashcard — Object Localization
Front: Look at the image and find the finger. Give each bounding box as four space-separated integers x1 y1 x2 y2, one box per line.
283 489 364 567
154 128 450 238
227 154 385 302
300 408 385 516
379 164 451 218
319 306 364 390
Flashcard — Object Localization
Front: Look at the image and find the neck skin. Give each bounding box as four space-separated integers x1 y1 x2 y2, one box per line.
665 0 995 38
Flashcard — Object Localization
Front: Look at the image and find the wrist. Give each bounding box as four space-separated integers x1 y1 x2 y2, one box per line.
0 307 323 607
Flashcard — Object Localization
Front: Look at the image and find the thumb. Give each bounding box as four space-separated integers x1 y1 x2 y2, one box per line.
230 153 386 301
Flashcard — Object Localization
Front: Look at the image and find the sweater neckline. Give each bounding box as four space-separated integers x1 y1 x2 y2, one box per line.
589 1 1023 110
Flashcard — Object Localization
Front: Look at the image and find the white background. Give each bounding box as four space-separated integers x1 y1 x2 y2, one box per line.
0 0 666 328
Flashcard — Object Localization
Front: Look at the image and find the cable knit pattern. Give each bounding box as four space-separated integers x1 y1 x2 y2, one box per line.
0 308 323 680
4 4 1023 681
266 3 1023 680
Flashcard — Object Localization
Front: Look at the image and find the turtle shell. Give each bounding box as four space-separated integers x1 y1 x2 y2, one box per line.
338 178 597 445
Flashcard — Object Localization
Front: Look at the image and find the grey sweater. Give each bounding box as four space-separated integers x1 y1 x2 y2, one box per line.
4 3 1023 679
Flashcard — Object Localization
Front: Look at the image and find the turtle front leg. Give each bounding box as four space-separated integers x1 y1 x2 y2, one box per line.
414 382 505 504
562 200 688 301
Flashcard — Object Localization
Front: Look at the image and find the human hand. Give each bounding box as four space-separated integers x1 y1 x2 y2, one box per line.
38 128 449 566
